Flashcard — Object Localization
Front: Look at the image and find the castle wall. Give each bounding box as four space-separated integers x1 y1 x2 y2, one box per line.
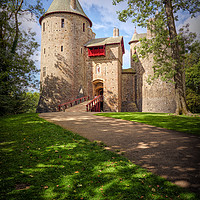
121 72 138 112
37 13 93 112
130 40 176 113
87 44 123 112
130 42 144 112
140 56 176 113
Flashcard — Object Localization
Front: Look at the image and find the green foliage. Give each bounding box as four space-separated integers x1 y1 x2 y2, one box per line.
113 0 200 114
0 92 39 115
0 1 44 116
113 0 200 24
24 92 40 113
186 88 200 113
112 0 200 80
97 113 200 136
185 40 200 113
0 113 199 199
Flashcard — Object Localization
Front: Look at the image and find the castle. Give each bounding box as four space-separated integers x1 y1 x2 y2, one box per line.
37 0 176 113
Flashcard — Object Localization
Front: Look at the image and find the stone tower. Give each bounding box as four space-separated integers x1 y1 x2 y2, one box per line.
37 0 95 112
129 27 176 113
85 28 124 112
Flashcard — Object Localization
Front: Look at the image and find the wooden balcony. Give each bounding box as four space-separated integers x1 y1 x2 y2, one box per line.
88 46 105 57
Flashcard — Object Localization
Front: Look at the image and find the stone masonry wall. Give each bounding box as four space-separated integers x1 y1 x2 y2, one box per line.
140 56 176 113
121 72 138 112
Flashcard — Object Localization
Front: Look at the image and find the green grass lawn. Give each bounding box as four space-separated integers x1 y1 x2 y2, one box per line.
0 114 199 200
96 113 200 136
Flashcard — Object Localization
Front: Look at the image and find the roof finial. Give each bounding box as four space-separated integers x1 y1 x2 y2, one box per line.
134 26 137 34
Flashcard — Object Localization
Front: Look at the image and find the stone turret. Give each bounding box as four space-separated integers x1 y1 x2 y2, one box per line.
129 26 176 113
37 0 94 112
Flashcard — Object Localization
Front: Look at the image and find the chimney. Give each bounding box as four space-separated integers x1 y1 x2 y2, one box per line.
113 27 116 37
116 28 119 37
113 27 119 37
71 0 76 10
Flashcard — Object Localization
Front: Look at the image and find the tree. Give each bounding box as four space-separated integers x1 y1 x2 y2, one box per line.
18 92 40 114
185 39 200 113
113 0 200 115
0 0 44 115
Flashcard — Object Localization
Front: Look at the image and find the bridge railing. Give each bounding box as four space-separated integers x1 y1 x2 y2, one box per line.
86 95 103 112
58 96 89 112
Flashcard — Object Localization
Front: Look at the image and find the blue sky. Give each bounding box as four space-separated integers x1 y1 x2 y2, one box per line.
23 0 200 82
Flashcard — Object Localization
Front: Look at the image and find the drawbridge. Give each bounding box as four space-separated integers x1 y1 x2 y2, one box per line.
58 95 103 112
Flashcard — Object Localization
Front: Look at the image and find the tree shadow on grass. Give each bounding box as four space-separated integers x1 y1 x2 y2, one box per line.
0 114 199 200
98 112 200 136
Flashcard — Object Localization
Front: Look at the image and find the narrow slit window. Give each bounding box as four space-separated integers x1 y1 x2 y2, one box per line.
61 46 63 52
43 67 46 77
43 22 45 32
44 48 46 54
83 23 85 32
81 48 82 54
61 19 64 28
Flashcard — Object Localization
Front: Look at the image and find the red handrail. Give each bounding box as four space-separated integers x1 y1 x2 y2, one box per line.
58 96 89 112
86 95 103 112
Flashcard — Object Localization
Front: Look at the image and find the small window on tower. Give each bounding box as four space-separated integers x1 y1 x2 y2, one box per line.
43 22 45 32
83 23 85 32
61 46 63 52
43 67 46 77
61 19 64 28
44 48 46 54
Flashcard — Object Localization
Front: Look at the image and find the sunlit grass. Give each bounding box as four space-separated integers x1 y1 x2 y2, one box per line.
96 112 200 135
0 113 199 199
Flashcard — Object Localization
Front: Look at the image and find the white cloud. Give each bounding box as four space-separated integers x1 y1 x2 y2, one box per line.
80 0 133 36
19 12 41 83
93 23 107 30
19 12 41 42
80 0 114 11
178 15 200 38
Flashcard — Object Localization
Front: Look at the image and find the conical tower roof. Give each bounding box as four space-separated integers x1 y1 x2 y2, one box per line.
129 27 147 44
39 0 92 27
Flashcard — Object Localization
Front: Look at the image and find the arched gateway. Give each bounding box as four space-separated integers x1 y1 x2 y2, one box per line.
93 79 103 96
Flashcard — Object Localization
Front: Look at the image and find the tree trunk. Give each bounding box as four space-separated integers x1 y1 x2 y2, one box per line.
11 12 19 53
164 0 190 115
11 0 23 53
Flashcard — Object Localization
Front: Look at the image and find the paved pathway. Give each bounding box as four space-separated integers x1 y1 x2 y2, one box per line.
39 111 200 194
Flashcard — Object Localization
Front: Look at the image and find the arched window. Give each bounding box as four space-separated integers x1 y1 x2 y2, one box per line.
96 65 101 74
